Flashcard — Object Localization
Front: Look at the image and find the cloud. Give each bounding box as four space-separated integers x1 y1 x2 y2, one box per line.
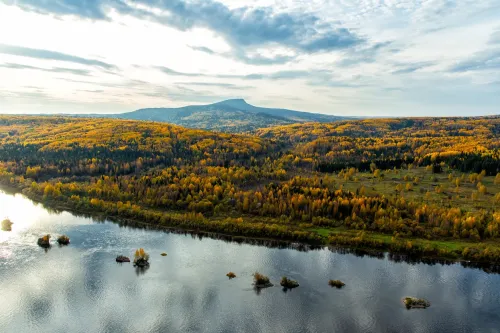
6 0 109 19
490 29 500 44
300 29 364 52
308 76 367 89
0 62 92 76
338 41 395 67
412 0 458 23
449 49 500 72
155 66 203 77
148 1 361 52
189 46 216 55
155 65 317 81
0 43 115 69
56 76 244 104
251 70 312 80
7 0 363 55
133 83 238 103
57 77 151 89
0 88 82 108
78 89 105 93
232 50 295 65
177 82 253 90
391 62 434 74
190 44 294 65
3 0 500 116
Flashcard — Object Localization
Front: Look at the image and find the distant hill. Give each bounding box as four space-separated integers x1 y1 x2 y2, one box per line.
98 99 346 132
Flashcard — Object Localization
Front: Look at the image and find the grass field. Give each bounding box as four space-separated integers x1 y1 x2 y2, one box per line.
329 167 499 212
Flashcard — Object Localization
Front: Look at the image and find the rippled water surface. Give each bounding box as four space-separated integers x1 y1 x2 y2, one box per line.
1 189 499 333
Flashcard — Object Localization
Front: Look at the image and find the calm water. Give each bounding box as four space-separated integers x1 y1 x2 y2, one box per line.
1 190 499 333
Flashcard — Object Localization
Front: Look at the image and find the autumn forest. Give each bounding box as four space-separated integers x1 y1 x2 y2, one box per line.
1 115 499 263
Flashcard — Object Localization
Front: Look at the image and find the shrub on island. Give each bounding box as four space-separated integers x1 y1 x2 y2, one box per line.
133 248 150 267
253 272 273 288
403 297 430 309
280 276 299 289
57 235 70 245
37 234 51 248
116 255 130 263
1 218 13 231
328 280 345 288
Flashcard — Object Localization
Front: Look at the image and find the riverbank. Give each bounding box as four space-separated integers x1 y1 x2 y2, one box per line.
2 181 500 267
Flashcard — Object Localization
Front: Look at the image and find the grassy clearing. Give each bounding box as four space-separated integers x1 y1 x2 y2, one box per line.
332 167 499 213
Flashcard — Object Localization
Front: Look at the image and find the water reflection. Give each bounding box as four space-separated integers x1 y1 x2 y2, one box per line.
1 189 500 333
135 265 150 276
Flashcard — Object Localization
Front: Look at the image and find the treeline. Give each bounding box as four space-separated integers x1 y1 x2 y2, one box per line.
9 166 500 242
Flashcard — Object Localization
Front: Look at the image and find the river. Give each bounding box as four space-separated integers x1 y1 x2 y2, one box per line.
0 189 499 333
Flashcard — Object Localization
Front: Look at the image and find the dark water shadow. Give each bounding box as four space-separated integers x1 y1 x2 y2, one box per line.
135 265 150 276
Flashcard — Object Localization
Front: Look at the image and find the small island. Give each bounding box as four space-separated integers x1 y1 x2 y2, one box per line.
1 218 13 231
133 248 150 267
116 255 130 263
37 234 51 248
226 272 236 279
253 272 273 288
280 276 299 289
57 235 70 245
403 297 431 309
328 280 345 288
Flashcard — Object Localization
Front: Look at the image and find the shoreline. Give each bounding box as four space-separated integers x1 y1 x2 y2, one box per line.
1 182 499 271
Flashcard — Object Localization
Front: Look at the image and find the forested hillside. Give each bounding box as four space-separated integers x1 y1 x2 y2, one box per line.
1 116 499 262
256 117 500 175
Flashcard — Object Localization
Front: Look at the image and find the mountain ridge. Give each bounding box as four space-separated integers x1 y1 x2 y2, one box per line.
98 99 347 132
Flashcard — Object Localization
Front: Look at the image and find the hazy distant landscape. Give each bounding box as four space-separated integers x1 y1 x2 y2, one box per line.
82 99 348 132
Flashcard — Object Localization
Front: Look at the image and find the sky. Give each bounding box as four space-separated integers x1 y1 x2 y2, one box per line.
0 0 499 116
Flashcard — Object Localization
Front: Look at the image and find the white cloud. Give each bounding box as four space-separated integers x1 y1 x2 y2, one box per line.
0 0 499 116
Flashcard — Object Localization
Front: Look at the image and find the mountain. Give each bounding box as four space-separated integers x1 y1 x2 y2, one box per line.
100 99 346 132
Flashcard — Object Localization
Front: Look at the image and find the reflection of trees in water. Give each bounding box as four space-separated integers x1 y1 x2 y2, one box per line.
388 253 500 274
135 265 150 276
253 286 263 295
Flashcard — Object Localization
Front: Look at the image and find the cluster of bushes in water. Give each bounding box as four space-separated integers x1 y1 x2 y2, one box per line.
280 276 299 289
27 230 432 309
37 234 51 247
1 218 13 231
32 236 432 308
57 235 70 245
253 272 273 288
133 248 150 267
36 234 70 247
403 297 431 309
328 280 345 288
244 272 428 308
243 272 344 291
116 248 168 266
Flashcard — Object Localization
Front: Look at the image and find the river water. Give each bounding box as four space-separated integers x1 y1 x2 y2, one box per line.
0 189 499 333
